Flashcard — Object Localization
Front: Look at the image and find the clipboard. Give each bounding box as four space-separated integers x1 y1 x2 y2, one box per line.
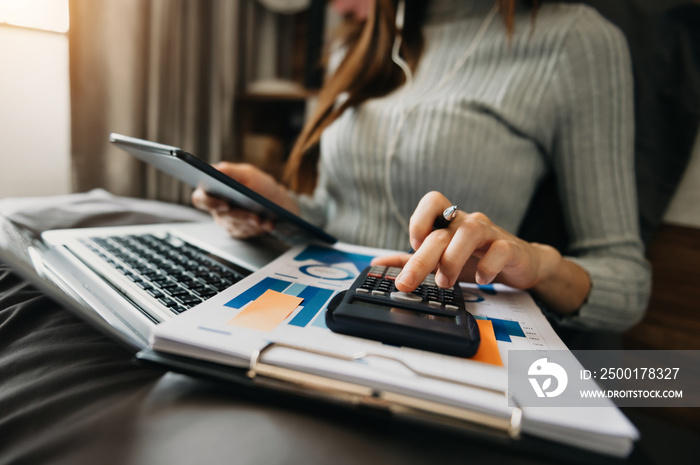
137 340 522 437
134 344 629 465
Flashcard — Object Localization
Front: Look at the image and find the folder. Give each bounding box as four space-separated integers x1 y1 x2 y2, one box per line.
142 242 639 460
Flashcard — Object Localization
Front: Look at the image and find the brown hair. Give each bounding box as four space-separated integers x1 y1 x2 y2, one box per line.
284 0 538 193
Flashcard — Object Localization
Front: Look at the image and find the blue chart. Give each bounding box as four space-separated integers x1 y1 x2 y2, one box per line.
474 316 526 343
293 245 374 270
225 277 334 328
293 245 374 281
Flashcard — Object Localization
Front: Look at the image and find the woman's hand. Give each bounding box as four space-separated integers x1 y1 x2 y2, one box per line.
371 191 591 314
191 162 299 239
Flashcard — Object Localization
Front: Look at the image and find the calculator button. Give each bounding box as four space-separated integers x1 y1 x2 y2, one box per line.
372 290 387 296
390 292 423 303
356 288 369 294
444 304 459 312
386 267 401 277
368 266 386 278
428 300 442 308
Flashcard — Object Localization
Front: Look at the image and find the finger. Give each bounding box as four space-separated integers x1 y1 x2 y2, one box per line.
214 208 268 237
395 228 452 292
220 208 264 228
192 188 229 213
214 212 264 239
370 253 412 268
213 162 298 214
408 191 451 251
474 239 514 285
214 162 264 191
435 212 496 288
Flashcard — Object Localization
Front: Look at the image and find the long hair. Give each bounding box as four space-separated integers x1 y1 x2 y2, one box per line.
284 0 538 193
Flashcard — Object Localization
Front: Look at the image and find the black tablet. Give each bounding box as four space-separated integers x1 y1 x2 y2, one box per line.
110 133 336 244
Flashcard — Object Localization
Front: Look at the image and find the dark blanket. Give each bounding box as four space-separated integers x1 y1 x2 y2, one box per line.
0 264 163 465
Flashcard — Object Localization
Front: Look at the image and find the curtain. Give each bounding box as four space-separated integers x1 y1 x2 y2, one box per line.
68 0 244 204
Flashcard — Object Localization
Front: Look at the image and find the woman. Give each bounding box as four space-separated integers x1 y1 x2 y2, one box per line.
193 0 651 332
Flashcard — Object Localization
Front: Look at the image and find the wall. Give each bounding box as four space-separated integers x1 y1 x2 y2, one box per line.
0 26 71 199
663 133 700 229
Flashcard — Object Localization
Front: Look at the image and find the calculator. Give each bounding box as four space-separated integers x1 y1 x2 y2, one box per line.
326 265 481 357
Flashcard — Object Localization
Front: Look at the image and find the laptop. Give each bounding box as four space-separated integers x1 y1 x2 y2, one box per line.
0 135 334 352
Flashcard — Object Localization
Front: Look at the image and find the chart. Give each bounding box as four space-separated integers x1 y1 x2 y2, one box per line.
473 316 526 342
225 276 335 328
292 245 374 282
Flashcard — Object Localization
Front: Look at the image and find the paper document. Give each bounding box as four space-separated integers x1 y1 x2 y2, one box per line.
151 242 637 457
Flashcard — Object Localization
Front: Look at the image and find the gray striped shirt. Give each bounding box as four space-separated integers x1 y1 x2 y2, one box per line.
294 1 651 331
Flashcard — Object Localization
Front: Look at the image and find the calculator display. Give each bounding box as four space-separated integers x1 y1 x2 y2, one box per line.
348 298 458 324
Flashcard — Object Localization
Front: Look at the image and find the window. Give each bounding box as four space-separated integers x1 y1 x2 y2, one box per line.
0 0 71 197
0 0 69 33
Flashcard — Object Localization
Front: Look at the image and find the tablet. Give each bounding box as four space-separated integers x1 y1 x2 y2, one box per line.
110 133 336 244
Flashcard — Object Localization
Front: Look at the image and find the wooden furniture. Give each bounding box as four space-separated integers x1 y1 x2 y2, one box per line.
625 224 700 351
624 223 700 431
233 0 326 181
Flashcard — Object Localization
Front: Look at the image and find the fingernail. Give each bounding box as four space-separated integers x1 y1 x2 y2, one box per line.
215 204 229 213
475 271 492 285
435 273 450 288
397 270 415 288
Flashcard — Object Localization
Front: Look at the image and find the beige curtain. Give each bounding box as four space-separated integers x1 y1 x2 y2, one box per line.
68 0 244 204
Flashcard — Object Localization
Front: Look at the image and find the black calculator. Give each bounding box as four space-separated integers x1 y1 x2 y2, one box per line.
326 265 481 357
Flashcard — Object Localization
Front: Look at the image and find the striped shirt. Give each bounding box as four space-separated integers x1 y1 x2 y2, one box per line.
294 0 651 331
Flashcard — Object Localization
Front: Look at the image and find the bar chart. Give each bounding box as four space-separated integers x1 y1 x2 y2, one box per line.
225 276 335 329
474 316 526 343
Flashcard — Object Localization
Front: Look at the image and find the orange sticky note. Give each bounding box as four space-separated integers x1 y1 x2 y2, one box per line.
227 290 303 332
470 319 503 366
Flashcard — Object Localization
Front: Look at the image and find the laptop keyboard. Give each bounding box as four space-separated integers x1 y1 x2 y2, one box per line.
79 233 249 316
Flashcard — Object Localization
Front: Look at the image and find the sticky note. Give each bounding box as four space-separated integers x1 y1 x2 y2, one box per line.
470 319 503 366
226 290 303 332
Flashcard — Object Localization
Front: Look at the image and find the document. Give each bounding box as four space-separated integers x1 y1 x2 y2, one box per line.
150 242 637 457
